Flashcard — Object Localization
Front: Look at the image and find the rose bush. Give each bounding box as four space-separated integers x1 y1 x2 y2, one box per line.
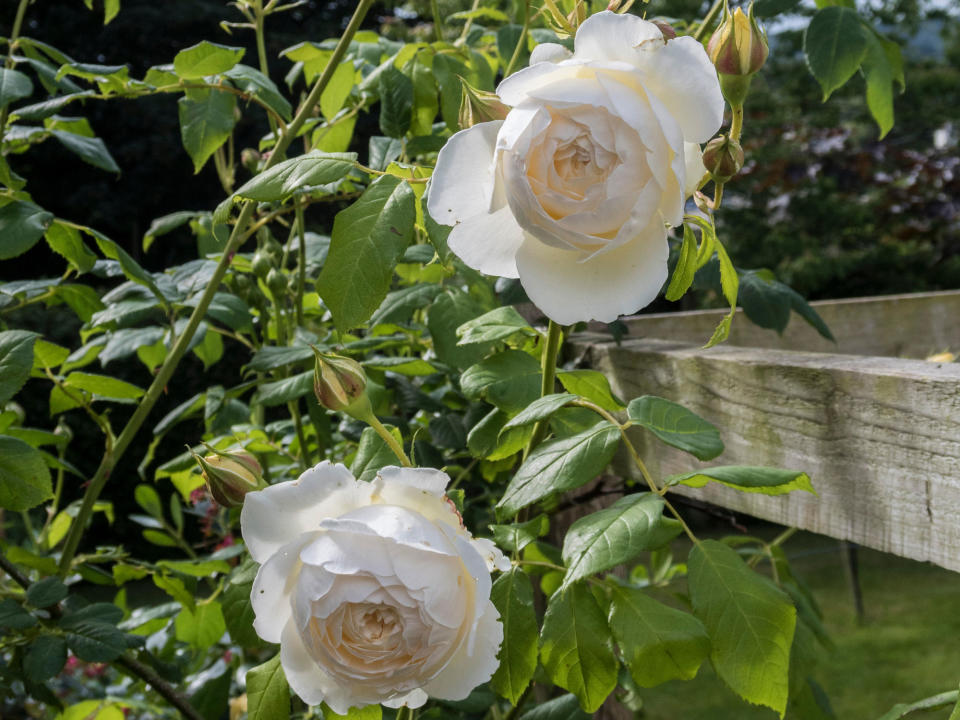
428 10 724 324
240 461 508 714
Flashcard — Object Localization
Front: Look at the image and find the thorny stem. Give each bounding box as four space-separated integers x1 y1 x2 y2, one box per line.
523 320 563 460
57 0 378 579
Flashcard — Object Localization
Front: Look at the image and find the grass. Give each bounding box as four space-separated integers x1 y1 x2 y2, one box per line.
637 531 960 719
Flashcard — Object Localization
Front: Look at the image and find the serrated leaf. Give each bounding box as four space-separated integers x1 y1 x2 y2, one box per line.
0 68 33 109
457 307 535 345
498 422 620 518
666 224 699 301
174 41 245 79
608 585 709 687
0 597 37 629
225 64 293 122
255 370 313 407
0 435 53 511
560 493 681 589
557 370 625 412
26 577 68 608
317 175 416 331
804 7 868 100
24 635 67 682
491 568 538 705
246 654 290 720
518 694 590 720
501 393 574 435
540 584 617 713
627 396 723 461
370 282 440 326
351 425 404 483
64 620 127 662
460 350 541 414
44 221 97 272
428 289 494 370
225 151 356 207
377 65 412 138
0 329 39 405
245 345 314 374
64 371 144 401
0 201 54 260
665 465 815 496
52 130 119 173
490 515 549 554
178 89 237 173
222 576 263 648
862 31 895 138
689 540 796 717
175 602 226 649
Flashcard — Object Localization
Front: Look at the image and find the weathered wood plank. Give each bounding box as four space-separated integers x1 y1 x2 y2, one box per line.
581 337 960 573
616 290 960 358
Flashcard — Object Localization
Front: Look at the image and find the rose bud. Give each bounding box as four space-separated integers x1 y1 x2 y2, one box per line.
312 348 373 420
653 20 678 40
702 134 744 183
458 79 510 129
192 446 265 508
707 1 768 78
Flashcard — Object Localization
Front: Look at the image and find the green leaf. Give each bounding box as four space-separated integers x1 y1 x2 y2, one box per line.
491 568 538 705
608 585 710 687
457 306 535 345
689 540 797 717
178 89 237 173
0 597 37 629
862 31 895 138
460 350 542 414
134 484 164 518
245 345 314 374
377 65 413 138
246 654 290 720
317 174 416 331
351 425 404 483
518 694 590 720
556 370 625 412
45 222 97 272
175 601 226 649
666 224 699 301
320 61 355 122
87 229 167 305
222 574 263 648
26 577 68 608
63 618 127 662
498 422 620 518
560 493 681 589
715 240 739 311
490 515 549 554
877 691 960 720
51 130 119 173
256 370 313 407
665 465 816 496
363 355 437 376
12 90 96 121
225 64 293 121
0 435 53 511
322 705 382 720
370 282 440 326
540 584 617 713
33 339 70 370
0 329 39 405
24 635 67 682
224 151 356 208
173 41 245 79
0 201 54 260
427 289 494 370
804 7 868 100
626 396 723 461
501 393 575 434
64 371 144 401
0 68 33 109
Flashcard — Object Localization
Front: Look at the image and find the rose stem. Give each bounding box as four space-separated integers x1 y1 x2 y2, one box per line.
523 320 564 460
56 0 378 579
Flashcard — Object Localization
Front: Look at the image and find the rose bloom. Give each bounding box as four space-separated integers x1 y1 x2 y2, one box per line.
428 11 724 324
240 461 508 714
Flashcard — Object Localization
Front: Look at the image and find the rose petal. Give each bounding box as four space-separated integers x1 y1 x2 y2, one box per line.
241 461 362 563
422 599 503 701
251 534 319 643
427 121 502 226
376 466 449 497
635 36 724 143
279 617 344 709
684 141 706 197
530 42 573 65
573 10 664 65
515 220 669 323
446 206 526 278
382 688 429 710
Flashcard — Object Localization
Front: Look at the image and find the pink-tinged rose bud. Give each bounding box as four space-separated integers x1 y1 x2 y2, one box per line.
311 348 372 420
192 446 264 508
702 134 745 183
459 79 511 129
707 1 769 78
653 20 678 40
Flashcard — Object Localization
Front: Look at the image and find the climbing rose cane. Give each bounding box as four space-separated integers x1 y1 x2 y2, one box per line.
240 461 508 714
428 10 724 324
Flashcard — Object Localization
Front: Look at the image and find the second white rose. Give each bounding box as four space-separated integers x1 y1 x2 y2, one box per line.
428 11 724 324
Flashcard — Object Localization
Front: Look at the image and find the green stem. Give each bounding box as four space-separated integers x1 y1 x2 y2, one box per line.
294 198 307 327
56 0 377 579
430 0 444 41
730 104 744 142
503 0 530 77
288 399 311 470
368 414 412 467
0 0 30 141
252 0 278 137
693 0 724 42
524 320 563 459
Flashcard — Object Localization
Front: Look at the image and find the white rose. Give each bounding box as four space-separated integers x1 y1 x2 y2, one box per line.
240 461 508 714
428 11 724 324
